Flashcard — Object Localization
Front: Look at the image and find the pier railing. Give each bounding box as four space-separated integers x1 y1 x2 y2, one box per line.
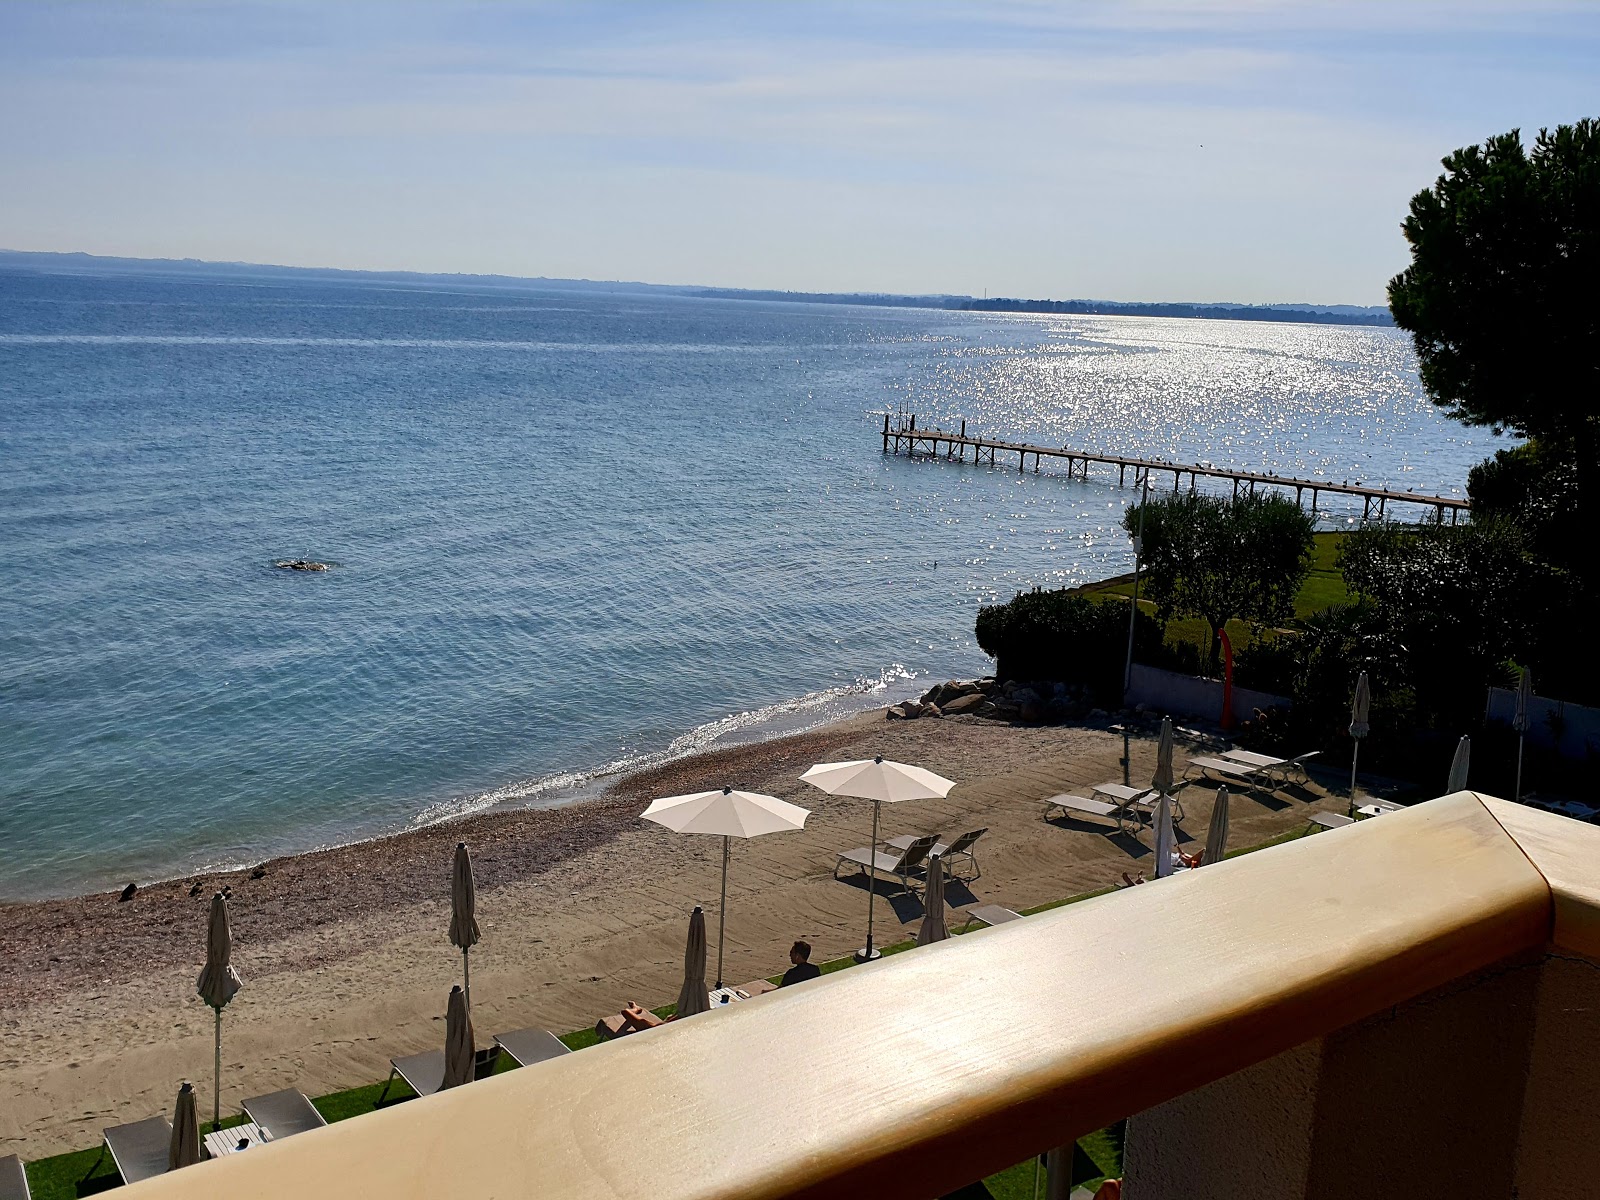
120 793 1600 1199
880 413 1469 522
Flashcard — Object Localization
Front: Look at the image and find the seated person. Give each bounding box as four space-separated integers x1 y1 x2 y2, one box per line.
780 940 822 987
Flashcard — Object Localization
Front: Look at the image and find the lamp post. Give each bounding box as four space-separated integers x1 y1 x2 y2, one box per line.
1120 473 1150 785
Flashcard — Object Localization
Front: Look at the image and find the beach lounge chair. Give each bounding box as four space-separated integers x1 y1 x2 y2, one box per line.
95 1116 173 1185
1043 793 1131 835
242 1089 326 1141
377 1044 501 1104
1185 756 1269 793
596 1003 665 1040
884 828 987 881
1092 782 1185 828
966 904 1022 928
1308 812 1355 832
1223 748 1321 786
834 833 938 895
737 978 777 998
492 1027 571 1068
0 1154 29 1200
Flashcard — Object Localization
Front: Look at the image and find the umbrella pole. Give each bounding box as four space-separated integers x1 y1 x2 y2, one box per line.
716 835 729 988
213 1008 222 1132
857 799 881 962
1515 735 1525 804
1348 740 1361 818
463 946 471 1012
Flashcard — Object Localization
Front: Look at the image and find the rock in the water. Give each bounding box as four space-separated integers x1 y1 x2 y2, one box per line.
118 883 137 903
274 559 332 572
942 693 986 715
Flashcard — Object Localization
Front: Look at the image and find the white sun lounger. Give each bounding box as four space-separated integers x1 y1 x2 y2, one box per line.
1042 794 1131 835
966 904 1023 928
1308 812 1355 832
0 1153 30 1200
884 828 988 880
242 1089 327 1141
100 1116 173 1185
492 1027 572 1068
377 1044 502 1103
834 834 938 894
1186 756 1270 793
1223 748 1321 785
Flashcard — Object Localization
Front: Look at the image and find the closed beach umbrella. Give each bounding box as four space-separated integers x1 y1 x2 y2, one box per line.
1203 786 1230 867
196 892 242 1131
1513 668 1533 803
801 757 956 962
643 788 810 987
917 855 949 945
1348 671 1371 816
449 842 480 1009
1153 794 1176 879
441 984 475 1090
1446 735 1471 794
676 906 711 1017
169 1082 200 1170
1151 717 1175 797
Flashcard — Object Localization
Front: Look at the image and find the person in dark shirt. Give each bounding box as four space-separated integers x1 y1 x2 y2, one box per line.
779 939 822 987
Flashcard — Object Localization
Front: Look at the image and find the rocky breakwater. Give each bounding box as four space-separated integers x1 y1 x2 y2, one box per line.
887 677 1102 725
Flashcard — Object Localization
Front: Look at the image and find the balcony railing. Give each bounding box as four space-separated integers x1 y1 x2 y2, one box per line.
119 791 1598 1199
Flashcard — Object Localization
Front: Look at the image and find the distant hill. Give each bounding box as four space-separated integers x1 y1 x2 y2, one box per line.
0 249 1391 326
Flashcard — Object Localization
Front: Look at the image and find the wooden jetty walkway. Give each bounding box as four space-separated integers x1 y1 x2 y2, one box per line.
880 414 1468 522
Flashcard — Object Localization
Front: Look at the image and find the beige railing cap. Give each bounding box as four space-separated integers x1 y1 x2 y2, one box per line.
123 792 1583 1200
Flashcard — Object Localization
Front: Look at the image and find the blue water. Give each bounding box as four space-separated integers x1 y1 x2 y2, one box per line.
0 269 1502 900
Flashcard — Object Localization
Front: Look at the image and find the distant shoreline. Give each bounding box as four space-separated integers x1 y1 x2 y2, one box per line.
0 248 1392 327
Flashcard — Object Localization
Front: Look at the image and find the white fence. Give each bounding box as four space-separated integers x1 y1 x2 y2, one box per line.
1485 687 1600 760
1127 663 1290 727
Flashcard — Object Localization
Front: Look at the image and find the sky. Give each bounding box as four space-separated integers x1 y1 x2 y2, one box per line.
1 2 1596 304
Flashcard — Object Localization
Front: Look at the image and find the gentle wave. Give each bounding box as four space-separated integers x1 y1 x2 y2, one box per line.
405 664 921 828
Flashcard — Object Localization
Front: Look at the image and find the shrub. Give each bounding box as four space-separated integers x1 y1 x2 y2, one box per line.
975 590 1163 697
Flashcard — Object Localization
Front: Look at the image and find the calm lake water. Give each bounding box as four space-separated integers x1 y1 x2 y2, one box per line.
0 269 1502 899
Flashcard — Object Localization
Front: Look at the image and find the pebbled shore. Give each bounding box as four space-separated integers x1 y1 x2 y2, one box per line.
0 708 1349 1157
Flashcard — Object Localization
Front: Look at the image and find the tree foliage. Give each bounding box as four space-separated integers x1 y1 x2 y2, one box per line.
1336 520 1544 728
1387 120 1600 527
1120 492 1315 670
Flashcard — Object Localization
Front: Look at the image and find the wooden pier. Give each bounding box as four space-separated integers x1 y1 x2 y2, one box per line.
880 414 1468 522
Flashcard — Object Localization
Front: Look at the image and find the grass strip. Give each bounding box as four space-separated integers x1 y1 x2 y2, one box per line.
25 819 1326 1198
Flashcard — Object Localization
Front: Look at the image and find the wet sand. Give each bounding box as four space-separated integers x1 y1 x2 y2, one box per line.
0 710 1350 1157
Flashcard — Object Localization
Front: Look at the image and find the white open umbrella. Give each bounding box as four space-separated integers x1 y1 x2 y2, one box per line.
801 756 955 961
916 855 949 945
1513 668 1533 803
642 787 810 987
1447 735 1471 794
1349 671 1371 816
1153 794 1176 878
1203 786 1230 866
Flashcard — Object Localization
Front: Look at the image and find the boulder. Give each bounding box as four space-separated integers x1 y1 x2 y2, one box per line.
941 693 986 715
886 704 910 720
922 703 943 718
1019 699 1043 723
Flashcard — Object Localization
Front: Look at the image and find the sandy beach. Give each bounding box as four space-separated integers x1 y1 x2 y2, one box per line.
0 710 1352 1159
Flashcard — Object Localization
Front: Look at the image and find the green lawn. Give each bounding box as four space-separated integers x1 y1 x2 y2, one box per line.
24 823 1323 1198
1071 531 1349 663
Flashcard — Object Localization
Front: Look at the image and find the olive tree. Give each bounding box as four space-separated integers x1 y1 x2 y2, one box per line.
1121 491 1315 673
